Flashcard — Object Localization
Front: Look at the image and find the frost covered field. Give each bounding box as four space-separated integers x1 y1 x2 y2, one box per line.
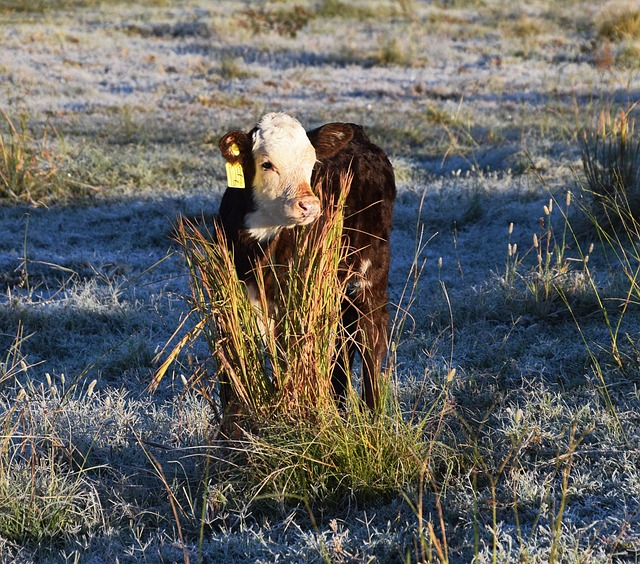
2 0 640 561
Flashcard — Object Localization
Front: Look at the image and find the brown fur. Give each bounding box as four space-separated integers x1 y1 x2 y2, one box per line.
217 119 396 411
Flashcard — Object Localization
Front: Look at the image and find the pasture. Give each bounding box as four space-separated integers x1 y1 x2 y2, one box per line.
1 0 640 561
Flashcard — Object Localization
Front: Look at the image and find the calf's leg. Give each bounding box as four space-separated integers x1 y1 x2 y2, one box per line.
358 302 388 411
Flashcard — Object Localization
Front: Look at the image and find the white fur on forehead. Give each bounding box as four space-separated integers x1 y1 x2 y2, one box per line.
252 113 314 162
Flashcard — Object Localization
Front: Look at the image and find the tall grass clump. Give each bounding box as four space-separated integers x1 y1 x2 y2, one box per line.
580 108 640 232
155 174 442 509
577 107 640 370
575 117 640 373
0 109 86 205
315 0 376 20
159 174 351 422
598 7 640 42
0 110 58 204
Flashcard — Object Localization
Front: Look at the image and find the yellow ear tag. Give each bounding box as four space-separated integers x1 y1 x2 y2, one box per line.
225 144 245 188
225 162 245 188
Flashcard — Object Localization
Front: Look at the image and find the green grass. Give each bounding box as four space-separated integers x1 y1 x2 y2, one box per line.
227 403 441 511
0 349 103 546
0 456 102 544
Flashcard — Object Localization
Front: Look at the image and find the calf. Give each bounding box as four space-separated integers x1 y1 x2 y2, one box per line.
218 112 396 410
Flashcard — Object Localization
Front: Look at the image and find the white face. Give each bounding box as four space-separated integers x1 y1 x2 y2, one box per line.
246 113 321 242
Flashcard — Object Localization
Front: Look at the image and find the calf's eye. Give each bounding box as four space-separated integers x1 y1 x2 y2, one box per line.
261 161 273 171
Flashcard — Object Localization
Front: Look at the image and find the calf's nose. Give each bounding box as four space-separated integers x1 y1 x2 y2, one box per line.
297 195 321 219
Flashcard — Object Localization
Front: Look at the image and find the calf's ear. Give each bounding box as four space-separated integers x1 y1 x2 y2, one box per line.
307 123 354 161
219 130 251 164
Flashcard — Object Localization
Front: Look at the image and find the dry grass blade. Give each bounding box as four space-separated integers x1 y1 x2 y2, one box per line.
134 429 191 564
148 315 206 394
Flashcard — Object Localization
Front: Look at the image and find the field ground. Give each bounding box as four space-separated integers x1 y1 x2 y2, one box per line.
1 0 640 561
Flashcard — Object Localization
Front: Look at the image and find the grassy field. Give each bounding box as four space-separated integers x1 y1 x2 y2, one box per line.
1 0 640 561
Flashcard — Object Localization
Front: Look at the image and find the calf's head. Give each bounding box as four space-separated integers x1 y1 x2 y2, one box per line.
220 113 321 242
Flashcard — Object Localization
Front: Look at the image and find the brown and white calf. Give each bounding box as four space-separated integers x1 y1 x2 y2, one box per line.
217 112 396 410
